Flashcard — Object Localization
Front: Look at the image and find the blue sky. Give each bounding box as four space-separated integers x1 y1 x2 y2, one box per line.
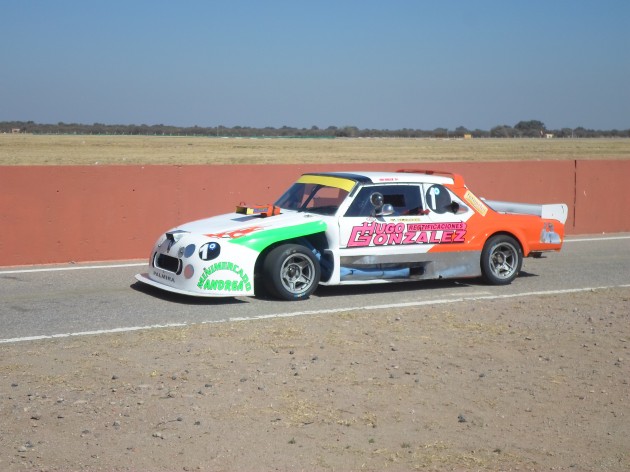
1 0 628 130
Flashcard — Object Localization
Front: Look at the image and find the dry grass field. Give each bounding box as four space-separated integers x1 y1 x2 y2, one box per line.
1 134 629 165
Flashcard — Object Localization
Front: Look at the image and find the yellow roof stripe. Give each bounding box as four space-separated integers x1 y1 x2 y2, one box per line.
297 175 356 192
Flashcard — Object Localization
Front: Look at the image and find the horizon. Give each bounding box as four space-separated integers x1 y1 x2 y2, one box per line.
4 120 628 134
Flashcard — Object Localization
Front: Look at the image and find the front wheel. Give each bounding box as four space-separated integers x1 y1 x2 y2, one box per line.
263 244 320 300
481 235 523 285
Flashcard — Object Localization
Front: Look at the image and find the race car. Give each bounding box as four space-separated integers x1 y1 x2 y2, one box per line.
135 170 567 301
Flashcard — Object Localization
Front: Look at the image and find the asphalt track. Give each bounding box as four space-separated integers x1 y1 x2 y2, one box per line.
1 235 629 344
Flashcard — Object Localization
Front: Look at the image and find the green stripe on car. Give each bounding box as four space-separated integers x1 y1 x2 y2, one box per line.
229 220 327 252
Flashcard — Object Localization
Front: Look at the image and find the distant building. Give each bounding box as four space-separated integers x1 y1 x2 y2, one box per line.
12 128 21 134
545 133 554 139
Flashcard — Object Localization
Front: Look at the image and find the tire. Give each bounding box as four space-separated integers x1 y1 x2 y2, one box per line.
263 244 320 300
480 235 523 285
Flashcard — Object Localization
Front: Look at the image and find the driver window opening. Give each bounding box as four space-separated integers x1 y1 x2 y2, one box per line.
345 185 422 217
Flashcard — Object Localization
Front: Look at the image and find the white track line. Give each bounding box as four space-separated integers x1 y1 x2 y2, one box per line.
2 284 628 345
221 285 630 323
0 262 146 275
0 323 188 344
565 236 630 243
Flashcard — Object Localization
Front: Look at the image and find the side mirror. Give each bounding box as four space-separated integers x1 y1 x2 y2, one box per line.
450 201 468 214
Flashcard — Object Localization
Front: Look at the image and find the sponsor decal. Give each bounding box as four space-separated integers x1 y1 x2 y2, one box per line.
153 270 175 282
348 221 467 247
463 190 488 216
199 242 221 261
426 185 452 214
389 217 422 223
197 261 252 292
205 226 263 239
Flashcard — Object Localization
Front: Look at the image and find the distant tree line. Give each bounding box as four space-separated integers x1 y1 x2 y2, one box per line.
2 120 629 138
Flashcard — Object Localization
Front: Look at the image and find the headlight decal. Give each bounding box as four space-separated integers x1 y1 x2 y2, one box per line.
184 244 196 258
184 264 195 279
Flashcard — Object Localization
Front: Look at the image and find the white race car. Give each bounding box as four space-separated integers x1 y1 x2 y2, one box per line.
135 170 567 300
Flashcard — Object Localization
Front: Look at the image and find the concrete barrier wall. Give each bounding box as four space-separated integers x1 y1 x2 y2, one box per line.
1 160 628 267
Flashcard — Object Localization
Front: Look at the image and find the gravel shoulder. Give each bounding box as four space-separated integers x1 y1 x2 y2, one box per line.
1 287 628 471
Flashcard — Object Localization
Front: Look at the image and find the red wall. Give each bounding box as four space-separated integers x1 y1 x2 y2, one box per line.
1 160 628 267
574 160 630 234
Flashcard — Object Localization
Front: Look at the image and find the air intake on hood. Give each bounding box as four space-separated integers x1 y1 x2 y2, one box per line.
165 230 188 244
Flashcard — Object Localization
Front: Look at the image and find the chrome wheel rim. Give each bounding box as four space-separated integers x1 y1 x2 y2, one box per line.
489 242 519 280
280 254 316 294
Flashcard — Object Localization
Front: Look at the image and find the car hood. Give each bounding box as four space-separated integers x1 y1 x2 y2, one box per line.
171 210 327 241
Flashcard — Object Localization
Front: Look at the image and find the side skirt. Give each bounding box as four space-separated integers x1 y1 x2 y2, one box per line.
320 250 482 285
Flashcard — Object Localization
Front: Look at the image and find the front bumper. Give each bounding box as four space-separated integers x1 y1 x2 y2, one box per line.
135 233 258 297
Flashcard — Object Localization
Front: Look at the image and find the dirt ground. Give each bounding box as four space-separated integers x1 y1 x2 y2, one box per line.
1 286 628 471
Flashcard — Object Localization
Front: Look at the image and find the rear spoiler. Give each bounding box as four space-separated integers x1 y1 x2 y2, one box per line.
483 200 568 224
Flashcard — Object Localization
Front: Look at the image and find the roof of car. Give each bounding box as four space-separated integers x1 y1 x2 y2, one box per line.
305 170 460 186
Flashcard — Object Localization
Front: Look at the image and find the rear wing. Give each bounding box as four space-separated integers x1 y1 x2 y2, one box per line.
484 200 568 224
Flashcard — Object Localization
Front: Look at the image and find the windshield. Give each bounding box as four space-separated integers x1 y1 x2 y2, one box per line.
275 182 350 216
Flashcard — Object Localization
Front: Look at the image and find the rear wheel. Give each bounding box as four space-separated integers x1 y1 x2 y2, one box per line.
481 235 522 285
263 244 320 300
